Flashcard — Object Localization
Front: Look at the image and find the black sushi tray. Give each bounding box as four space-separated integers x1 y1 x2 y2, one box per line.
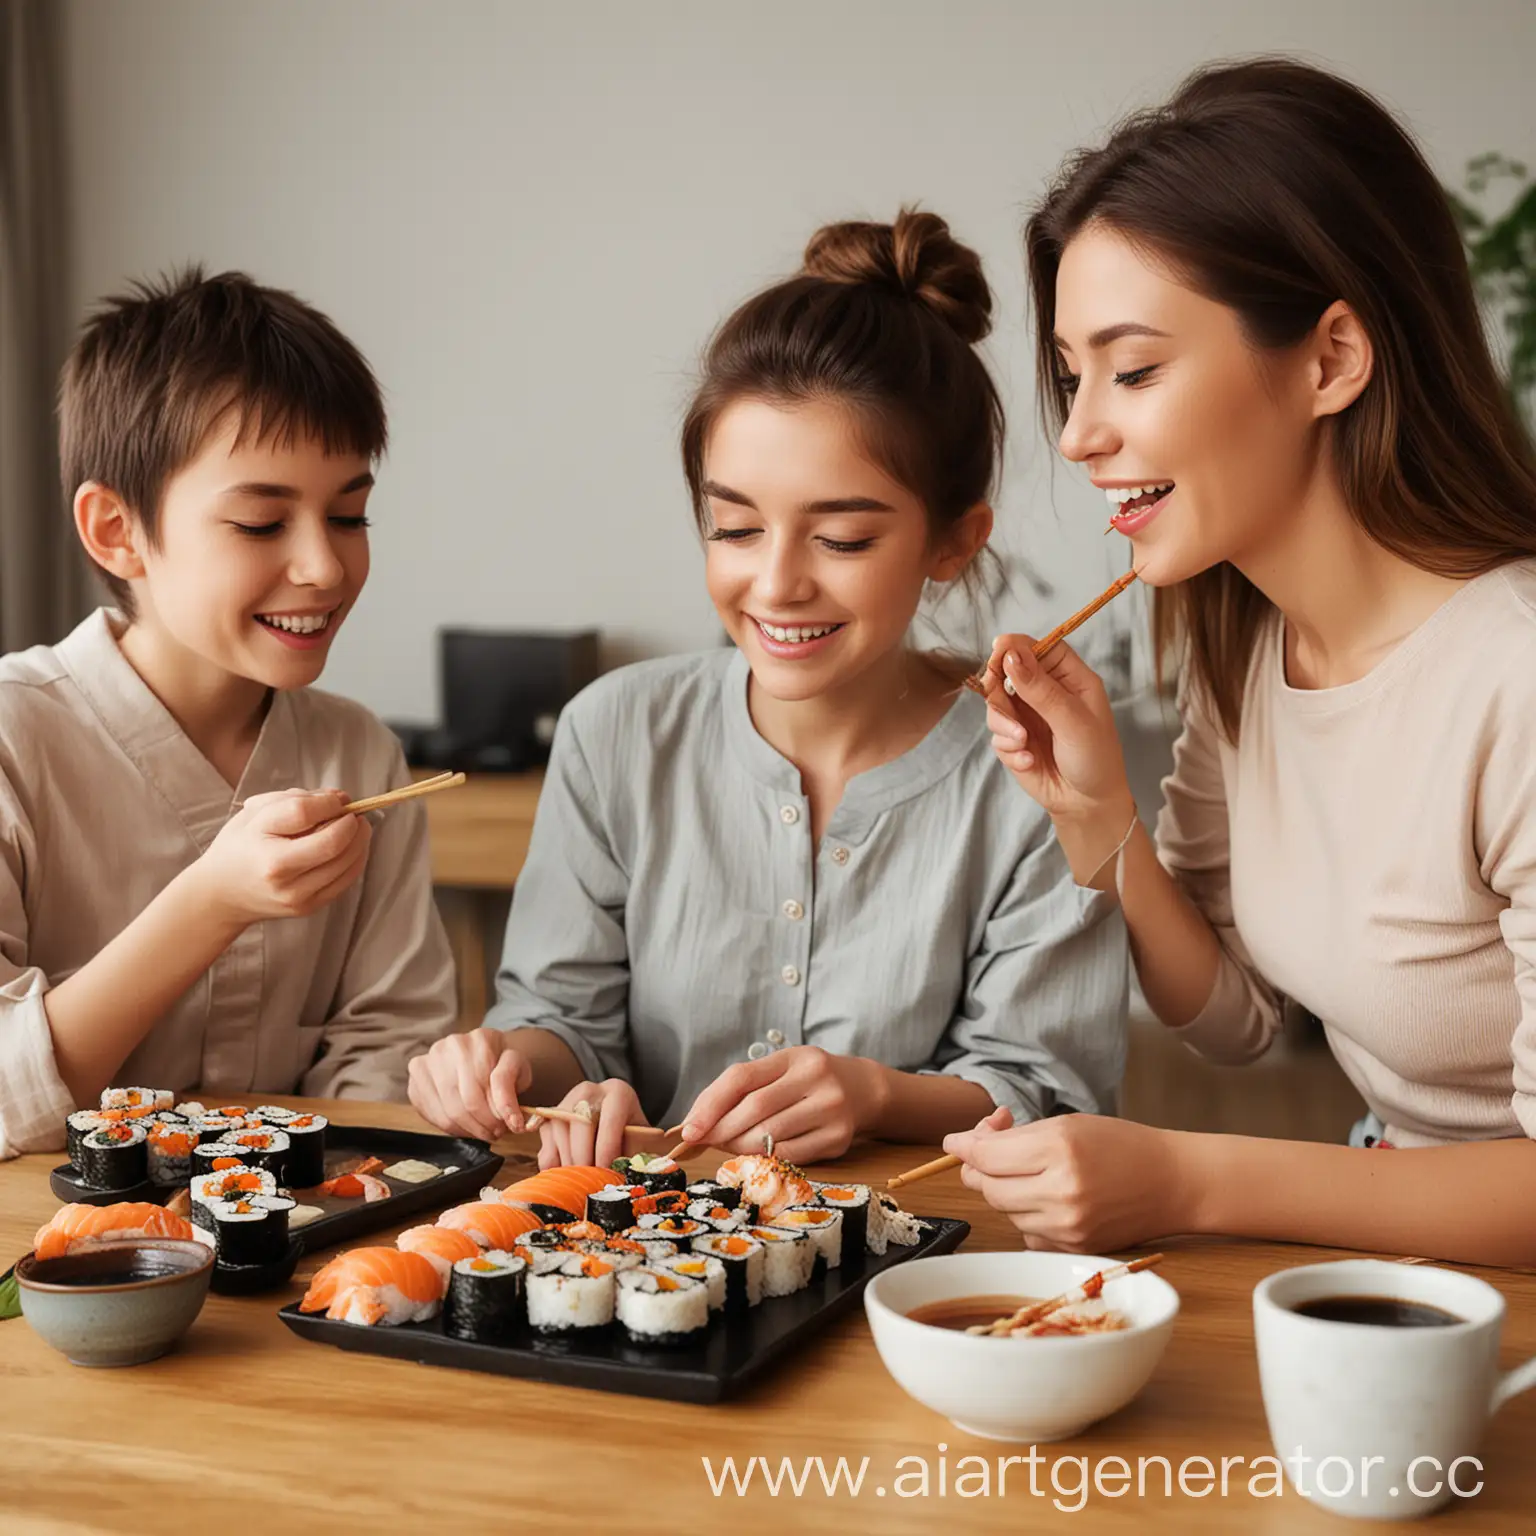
50 1124 505 1260
276 1214 969 1403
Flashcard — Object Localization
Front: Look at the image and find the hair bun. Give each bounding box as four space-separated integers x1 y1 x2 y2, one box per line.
801 207 992 344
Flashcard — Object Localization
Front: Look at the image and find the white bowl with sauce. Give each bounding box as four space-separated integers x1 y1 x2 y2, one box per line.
864 1250 1179 1441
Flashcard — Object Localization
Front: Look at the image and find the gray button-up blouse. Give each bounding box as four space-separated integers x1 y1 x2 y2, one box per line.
485 649 1129 1131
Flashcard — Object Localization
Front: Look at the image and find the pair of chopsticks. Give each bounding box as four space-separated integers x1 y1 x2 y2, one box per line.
967 1253 1166 1336
962 569 1138 698
342 769 466 816
525 1105 688 1144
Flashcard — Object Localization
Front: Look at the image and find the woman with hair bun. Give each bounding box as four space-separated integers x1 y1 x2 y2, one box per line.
952 59 1536 1267
410 209 1129 1167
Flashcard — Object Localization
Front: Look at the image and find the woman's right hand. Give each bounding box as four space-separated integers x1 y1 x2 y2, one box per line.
982 635 1133 818
408 1028 532 1142
535 1079 649 1171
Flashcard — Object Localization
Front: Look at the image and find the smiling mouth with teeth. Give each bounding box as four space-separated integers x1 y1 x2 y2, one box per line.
753 618 846 645
255 611 334 636
1105 482 1174 527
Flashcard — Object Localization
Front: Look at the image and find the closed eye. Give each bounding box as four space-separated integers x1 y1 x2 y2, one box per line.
819 537 875 553
1113 365 1159 387
706 527 759 543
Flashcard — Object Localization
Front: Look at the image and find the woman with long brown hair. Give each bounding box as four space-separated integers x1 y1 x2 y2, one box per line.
948 58 1536 1266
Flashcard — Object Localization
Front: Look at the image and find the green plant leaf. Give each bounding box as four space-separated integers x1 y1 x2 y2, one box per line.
0 1265 20 1322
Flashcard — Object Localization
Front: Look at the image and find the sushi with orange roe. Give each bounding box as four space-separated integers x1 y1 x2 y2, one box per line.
437 1201 543 1250
526 1251 616 1333
300 1247 443 1325
397 1224 481 1280
691 1231 766 1311
615 1266 708 1346
715 1153 814 1222
33 1202 195 1260
146 1124 198 1186
445 1251 527 1343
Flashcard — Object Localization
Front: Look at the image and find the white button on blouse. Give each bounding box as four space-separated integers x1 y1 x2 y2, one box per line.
780 805 800 825
782 899 804 921
781 964 801 987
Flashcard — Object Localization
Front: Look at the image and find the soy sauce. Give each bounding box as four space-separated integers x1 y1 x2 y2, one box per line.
908 1294 1038 1332
1292 1295 1462 1327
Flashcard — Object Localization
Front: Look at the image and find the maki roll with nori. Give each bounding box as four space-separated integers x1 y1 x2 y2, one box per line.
691 1231 766 1311
615 1266 708 1347
585 1184 642 1234
525 1252 616 1334
445 1251 527 1343
77 1123 148 1189
657 1252 727 1311
811 1181 870 1255
684 1198 745 1232
191 1139 252 1181
146 1123 198 1186
66 1109 110 1166
251 1105 297 1126
191 1165 277 1230
277 1113 326 1186
686 1180 755 1222
223 1128 289 1178
99 1087 170 1112
618 1226 680 1262
637 1214 709 1245
769 1204 844 1272
207 1191 295 1266
745 1224 816 1296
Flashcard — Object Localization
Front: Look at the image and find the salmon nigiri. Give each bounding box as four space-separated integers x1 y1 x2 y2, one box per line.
396 1223 481 1279
299 1247 442 1325
33 1202 196 1260
437 1201 543 1249
496 1166 624 1219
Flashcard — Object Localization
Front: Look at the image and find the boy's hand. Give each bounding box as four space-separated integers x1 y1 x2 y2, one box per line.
190 789 372 929
676 1046 884 1166
535 1079 649 1170
408 1028 533 1143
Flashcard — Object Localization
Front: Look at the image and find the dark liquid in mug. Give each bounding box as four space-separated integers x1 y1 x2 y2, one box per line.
908 1294 1039 1331
1293 1294 1462 1328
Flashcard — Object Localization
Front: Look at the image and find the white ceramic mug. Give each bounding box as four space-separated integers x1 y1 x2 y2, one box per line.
1253 1260 1536 1519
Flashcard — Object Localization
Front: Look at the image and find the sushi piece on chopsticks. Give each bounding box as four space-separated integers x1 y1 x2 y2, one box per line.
33 1203 195 1261
299 1247 443 1326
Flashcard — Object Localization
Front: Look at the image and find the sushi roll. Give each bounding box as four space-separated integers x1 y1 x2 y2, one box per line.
691 1232 766 1311
77 1123 149 1189
586 1184 642 1234
65 1109 110 1166
278 1113 327 1186
174 1100 207 1119
251 1104 297 1125
618 1227 680 1262
745 1224 816 1296
685 1179 743 1212
811 1182 871 1256
525 1252 616 1334
566 1237 646 1272
223 1128 289 1179
518 1226 569 1252
445 1250 528 1342
633 1189 690 1218
191 1166 278 1230
99 1087 168 1112
618 1152 687 1195
769 1204 845 1272
146 1123 198 1186
194 1115 249 1144
658 1252 727 1312
615 1266 708 1347
207 1192 295 1266
190 1139 253 1182
685 1198 745 1232
636 1214 709 1245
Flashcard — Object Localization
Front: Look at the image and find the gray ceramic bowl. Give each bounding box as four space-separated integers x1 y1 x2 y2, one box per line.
17 1238 213 1366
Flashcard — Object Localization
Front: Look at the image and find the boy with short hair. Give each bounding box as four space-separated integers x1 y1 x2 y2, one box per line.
0 267 455 1156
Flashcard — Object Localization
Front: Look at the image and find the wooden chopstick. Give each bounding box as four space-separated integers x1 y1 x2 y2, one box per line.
343 771 466 816
968 1253 1166 1336
887 1153 961 1190
963 569 1139 697
524 1105 668 1137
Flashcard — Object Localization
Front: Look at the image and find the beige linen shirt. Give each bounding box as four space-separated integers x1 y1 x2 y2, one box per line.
0 610 456 1157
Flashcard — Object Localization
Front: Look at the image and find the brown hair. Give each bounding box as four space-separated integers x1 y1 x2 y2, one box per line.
681 207 1004 599
1025 58 1536 739
59 265 387 617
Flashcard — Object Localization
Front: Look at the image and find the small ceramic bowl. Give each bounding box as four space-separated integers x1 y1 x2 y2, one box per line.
864 1250 1179 1441
17 1238 213 1367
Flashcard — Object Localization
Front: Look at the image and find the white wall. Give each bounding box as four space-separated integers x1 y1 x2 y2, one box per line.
59 0 1536 721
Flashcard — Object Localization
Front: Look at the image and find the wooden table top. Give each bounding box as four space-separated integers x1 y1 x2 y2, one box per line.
415 769 541 890
5 1098 1535 1534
